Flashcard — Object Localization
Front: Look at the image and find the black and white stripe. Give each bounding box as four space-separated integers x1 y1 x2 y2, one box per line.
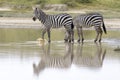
73 13 107 42
33 8 74 42
33 43 73 75
73 43 106 68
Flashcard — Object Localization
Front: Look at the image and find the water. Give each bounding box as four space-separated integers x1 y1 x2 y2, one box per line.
0 28 120 80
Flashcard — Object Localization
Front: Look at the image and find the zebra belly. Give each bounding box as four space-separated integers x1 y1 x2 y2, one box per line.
77 22 92 28
83 24 92 28
52 25 63 28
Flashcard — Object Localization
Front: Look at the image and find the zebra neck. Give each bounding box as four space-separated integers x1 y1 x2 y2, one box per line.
38 12 47 24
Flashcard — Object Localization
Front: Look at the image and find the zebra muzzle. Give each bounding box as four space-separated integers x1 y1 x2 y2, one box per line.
32 17 36 21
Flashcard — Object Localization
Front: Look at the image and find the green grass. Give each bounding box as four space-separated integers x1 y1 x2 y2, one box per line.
0 9 120 19
0 0 120 10
0 11 32 17
0 0 120 19
49 0 61 4
98 0 120 8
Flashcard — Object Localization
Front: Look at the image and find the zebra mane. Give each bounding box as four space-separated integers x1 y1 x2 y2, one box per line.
37 8 46 15
87 12 102 16
35 8 47 23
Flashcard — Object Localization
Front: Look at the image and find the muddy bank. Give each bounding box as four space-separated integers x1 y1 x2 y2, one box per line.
0 17 120 29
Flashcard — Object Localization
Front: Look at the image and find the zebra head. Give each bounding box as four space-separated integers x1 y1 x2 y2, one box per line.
33 8 47 22
32 8 39 21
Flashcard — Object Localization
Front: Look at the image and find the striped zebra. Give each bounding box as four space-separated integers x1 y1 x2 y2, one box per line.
73 13 107 43
32 8 74 43
33 43 73 75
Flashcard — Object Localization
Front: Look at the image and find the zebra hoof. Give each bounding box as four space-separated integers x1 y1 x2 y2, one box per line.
48 40 51 43
64 39 68 43
99 39 101 42
71 39 74 43
94 39 97 43
69 40 71 43
77 39 80 43
82 38 84 42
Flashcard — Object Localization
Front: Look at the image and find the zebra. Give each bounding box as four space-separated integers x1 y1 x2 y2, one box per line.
73 13 107 43
73 43 106 68
32 8 74 43
33 43 73 75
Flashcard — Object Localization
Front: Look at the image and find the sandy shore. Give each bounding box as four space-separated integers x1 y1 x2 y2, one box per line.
0 17 120 29
0 17 41 28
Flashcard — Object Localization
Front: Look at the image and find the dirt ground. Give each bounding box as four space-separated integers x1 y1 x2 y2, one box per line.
0 17 120 29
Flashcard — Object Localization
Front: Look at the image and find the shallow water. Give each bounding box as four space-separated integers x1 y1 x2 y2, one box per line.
0 28 120 80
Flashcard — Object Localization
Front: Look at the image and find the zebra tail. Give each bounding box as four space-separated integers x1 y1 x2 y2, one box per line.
71 22 74 29
102 22 107 34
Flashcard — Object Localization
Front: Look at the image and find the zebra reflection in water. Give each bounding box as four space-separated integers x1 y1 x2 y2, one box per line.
33 43 73 75
73 43 106 68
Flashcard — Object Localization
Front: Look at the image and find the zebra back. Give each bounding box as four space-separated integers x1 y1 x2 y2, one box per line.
73 13 103 27
73 13 107 34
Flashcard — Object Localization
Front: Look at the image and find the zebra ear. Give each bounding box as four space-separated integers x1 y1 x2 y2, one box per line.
35 7 39 12
35 8 40 15
32 7 38 10
32 6 37 10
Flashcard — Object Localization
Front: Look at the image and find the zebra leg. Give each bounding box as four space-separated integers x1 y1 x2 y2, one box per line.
64 30 71 43
47 29 51 43
77 27 84 43
77 27 80 43
68 30 71 43
64 31 69 42
64 25 73 43
95 27 103 42
80 27 84 42
94 32 99 42
94 27 100 42
42 29 47 40
68 29 74 43
98 28 103 42
64 28 71 42
71 29 74 43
